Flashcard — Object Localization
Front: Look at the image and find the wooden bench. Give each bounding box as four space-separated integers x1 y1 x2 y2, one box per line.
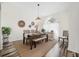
32 35 47 48
33 36 46 42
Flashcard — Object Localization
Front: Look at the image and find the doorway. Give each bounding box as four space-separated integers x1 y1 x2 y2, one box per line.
43 18 59 40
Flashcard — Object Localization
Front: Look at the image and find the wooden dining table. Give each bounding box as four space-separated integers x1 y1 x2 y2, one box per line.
23 33 48 50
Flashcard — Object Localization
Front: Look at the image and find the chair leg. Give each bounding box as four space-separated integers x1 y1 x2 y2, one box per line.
23 37 25 44
58 37 60 42
26 39 28 45
64 49 68 57
63 48 65 56
34 42 36 48
42 40 44 42
75 53 78 57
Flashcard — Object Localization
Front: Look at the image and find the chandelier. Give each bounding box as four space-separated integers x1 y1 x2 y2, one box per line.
35 4 41 20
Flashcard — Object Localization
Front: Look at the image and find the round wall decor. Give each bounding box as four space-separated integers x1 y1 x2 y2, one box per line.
31 21 35 25
18 20 25 27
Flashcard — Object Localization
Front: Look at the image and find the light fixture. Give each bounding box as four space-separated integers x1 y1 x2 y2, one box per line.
48 17 56 23
35 4 41 20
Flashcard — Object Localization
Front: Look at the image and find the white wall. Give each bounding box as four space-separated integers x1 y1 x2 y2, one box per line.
1 2 69 42
52 3 79 53
1 2 37 42
0 3 3 50
67 3 79 53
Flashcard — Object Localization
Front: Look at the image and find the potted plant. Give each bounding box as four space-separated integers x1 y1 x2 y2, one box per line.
2 27 11 43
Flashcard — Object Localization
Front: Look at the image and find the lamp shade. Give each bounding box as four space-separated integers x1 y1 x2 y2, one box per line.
48 17 56 23
35 17 41 20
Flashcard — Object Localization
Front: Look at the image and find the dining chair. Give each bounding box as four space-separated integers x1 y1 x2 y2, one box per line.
59 30 69 45
59 30 69 56
23 30 30 44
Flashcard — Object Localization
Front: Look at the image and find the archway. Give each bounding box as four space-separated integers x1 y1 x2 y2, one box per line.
43 18 59 40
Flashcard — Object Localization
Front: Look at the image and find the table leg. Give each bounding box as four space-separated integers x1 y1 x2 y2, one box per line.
63 39 64 45
23 37 25 44
30 41 33 50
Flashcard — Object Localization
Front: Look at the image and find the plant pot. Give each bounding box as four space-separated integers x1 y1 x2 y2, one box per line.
3 34 9 45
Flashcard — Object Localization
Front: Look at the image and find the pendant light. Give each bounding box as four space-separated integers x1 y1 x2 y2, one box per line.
35 4 41 20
